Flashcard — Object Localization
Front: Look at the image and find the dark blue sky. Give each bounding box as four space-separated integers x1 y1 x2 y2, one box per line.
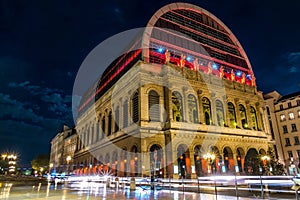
0 0 299 165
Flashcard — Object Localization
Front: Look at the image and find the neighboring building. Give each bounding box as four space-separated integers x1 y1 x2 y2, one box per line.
49 125 76 173
72 3 272 178
264 91 300 175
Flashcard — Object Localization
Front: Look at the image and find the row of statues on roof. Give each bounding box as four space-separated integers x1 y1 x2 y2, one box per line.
164 49 255 86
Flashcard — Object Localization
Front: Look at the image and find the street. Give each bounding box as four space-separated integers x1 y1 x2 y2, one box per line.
0 178 297 200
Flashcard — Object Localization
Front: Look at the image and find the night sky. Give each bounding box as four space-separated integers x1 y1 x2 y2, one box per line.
0 0 299 166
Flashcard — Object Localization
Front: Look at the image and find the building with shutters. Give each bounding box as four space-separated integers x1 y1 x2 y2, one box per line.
71 3 272 178
264 91 300 175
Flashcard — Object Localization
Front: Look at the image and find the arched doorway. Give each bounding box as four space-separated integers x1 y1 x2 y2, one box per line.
120 147 128 177
177 144 191 178
210 146 220 174
236 148 245 173
244 148 259 175
150 144 164 178
194 145 203 176
223 147 233 173
131 145 139 177
112 151 118 176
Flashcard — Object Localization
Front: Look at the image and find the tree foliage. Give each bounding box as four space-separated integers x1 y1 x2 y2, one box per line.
31 154 50 171
267 147 285 175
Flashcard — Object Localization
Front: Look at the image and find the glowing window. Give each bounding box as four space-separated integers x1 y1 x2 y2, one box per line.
280 114 286 121
172 92 183 122
202 97 211 125
188 94 198 123
228 102 236 128
289 112 295 120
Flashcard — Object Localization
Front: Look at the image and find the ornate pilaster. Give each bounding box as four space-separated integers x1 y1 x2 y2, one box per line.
197 90 204 124
234 98 242 128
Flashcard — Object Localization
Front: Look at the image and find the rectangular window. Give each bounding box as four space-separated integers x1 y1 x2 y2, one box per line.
288 151 293 158
285 138 291 146
283 125 288 133
295 136 300 145
298 110 300 118
288 102 292 108
297 100 300 106
297 150 300 158
280 114 286 121
292 124 297 132
280 105 283 110
289 112 295 120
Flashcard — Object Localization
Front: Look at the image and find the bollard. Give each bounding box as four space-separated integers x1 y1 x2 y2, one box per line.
130 177 136 190
115 177 119 190
106 178 110 187
151 176 155 190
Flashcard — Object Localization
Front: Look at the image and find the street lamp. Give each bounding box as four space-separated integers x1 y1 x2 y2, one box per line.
261 155 270 175
203 153 216 174
49 163 53 173
66 156 71 175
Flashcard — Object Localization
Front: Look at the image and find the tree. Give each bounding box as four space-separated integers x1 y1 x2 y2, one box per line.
267 147 285 175
31 154 50 173
0 159 8 174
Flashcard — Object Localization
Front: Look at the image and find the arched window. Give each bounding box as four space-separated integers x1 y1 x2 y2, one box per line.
101 116 106 138
250 106 258 130
86 125 90 145
91 124 94 144
96 120 100 141
239 104 248 129
108 111 112 136
228 102 237 128
123 100 128 128
266 106 270 116
216 100 224 126
202 97 211 125
172 92 183 122
132 92 139 123
148 90 160 122
114 106 120 132
188 94 198 123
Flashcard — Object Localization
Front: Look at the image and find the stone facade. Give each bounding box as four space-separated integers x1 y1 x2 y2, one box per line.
264 91 300 175
73 61 271 178
49 125 76 174
72 3 272 178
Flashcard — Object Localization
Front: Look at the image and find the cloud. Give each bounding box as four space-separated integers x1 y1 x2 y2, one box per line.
268 52 300 94
8 81 72 117
0 93 44 123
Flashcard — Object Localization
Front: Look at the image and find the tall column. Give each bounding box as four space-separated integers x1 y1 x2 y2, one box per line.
164 86 172 125
139 86 148 122
164 131 174 178
185 149 192 179
234 98 242 128
223 96 231 127
197 90 204 124
210 93 217 125
189 149 196 179
256 103 264 131
245 100 252 129
172 142 179 179
182 86 189 122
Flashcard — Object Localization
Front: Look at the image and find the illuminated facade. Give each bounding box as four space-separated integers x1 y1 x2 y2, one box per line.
265 91 300 175
73 3 272 178
49 125 77 173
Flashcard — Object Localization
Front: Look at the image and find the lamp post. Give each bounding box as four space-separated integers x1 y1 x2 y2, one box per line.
203 153 216 174
49 163 53 173
261 155 270 175
66 156 71 175
204 153 217 200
